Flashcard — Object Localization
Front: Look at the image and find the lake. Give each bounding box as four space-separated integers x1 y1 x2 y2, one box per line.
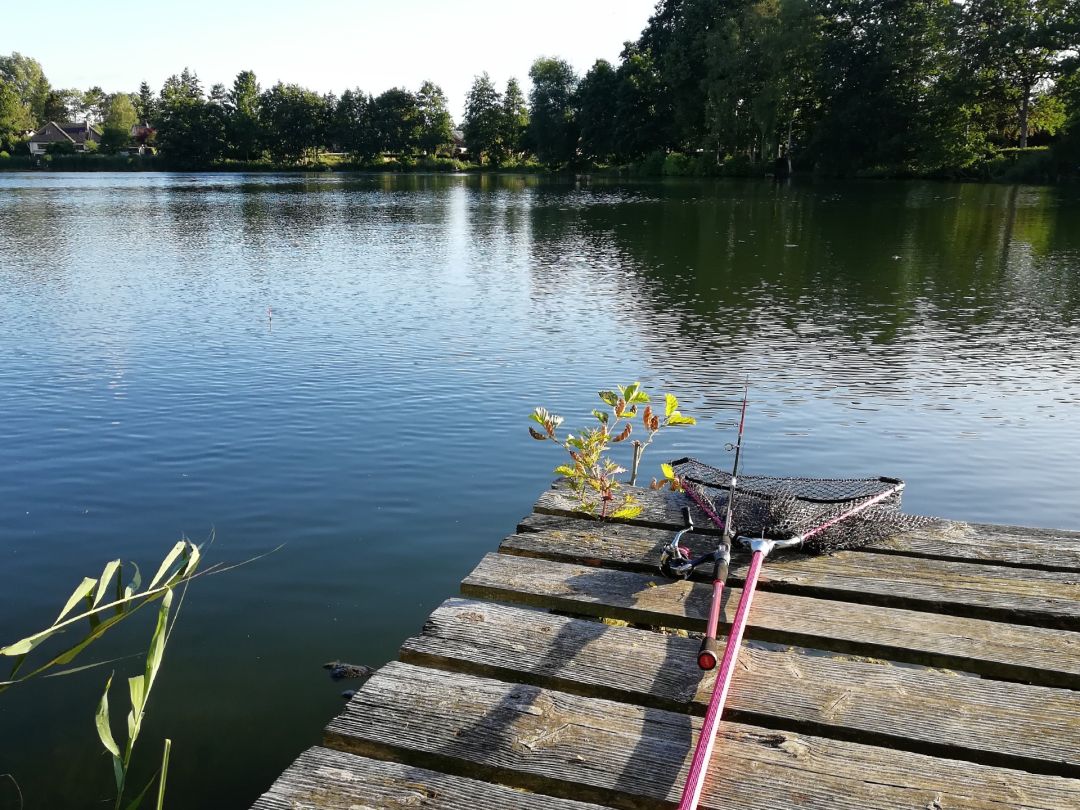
1 172 1078 808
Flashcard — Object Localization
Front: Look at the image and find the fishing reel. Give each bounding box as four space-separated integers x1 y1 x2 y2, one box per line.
660 507 696 579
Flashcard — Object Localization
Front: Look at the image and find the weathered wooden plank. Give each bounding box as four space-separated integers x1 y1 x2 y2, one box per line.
462 552 1080 687
505 518 1080 629
325 662 1080 810
531 488 1080 572
250 746 609 810
400 598 1080 777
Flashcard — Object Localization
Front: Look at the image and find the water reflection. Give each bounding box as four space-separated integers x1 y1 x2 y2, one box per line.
0 172 1077 809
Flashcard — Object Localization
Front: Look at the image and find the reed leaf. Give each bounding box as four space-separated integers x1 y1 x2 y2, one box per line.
147 542 187 591
126 675 146 740
94 561 122 608
96 673 120 759
57 577 99 623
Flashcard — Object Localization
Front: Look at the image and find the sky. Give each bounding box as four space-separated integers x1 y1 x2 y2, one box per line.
6 0 659 118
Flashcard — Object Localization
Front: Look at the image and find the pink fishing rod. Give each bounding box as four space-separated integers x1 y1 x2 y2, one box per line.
667 385 749 670
677 478 905 809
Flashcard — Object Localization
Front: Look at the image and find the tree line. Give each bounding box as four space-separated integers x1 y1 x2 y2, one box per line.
2 0 1079 176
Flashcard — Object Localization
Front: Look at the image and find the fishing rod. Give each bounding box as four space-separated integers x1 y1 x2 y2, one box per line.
660 383 749 670
667 455 915 810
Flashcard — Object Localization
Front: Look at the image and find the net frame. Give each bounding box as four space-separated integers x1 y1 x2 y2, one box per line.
670 456 932 554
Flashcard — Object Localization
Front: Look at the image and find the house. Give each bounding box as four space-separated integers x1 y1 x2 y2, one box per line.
451 129 467 157
27 121 102 156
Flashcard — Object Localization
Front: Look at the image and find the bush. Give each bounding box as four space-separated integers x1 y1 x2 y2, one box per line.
662 152 693 176
716 154 758 177
982 146 1057 183
635 150 667 176
0 150 8 159
46 141 76 155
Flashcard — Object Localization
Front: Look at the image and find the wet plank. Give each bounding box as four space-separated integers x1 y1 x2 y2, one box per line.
325 662 1080 810
461 552 1080 687
251 746 610 810
531 488 1080 572
505 518 1080 629
400 598 1080 777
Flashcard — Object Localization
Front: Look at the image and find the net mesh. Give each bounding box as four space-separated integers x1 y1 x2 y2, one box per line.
671 457 939 553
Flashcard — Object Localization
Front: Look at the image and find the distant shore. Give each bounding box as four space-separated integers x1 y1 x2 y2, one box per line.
1 149 1073 184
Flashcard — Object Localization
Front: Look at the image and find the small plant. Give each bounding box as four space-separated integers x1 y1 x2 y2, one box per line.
0 541 201 693
1 541 201 810
530 382 696 519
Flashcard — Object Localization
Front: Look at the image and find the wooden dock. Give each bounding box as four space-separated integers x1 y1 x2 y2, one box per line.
253 485 1080 809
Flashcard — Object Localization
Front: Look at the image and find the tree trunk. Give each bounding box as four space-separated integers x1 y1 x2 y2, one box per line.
1019 83 1031 149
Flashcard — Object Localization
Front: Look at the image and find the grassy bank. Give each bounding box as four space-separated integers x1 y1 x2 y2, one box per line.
0 152 547 174
606 146 1078 183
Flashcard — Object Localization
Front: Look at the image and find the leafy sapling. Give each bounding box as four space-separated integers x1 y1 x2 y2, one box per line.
529 382 696 519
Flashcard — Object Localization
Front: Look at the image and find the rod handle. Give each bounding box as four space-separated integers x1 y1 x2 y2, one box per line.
681 506 692 529
697 636 719 671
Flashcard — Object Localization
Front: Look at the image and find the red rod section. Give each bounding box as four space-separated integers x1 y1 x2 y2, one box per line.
703 580 722 647
678 549 765 810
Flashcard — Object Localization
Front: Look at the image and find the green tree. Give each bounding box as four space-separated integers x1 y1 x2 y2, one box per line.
416 81 454 155
528 57 579 166
0 52 50 125
0 79 32 150
80 86 108 124
370 87 421 155
462 72 502 165
227 70 262 160
157 68 226 167
637 0 715 148
334 88 379 161
575 60 619 162
100 93 138 153
259 82 327 163
135 81 157 124
963 0 1079 147
500 77 529 160
42 88 80 123
800 0 967 174
613 45 671 162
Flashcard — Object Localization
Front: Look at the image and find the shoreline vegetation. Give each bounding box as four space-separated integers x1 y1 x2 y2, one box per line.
2 3 1079 182
0 147 1067 184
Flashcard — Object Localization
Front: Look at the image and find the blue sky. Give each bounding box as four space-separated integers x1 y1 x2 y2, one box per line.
7 0 658 117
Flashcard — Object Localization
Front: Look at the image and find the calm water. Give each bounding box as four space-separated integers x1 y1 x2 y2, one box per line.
1 173 1078 807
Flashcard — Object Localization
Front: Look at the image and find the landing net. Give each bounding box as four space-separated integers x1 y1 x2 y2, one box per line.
670 457 938 553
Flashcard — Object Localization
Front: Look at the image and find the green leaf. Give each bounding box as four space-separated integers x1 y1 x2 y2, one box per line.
665 394 678 418
56 577 99 623
629 390 650 404
529 408 546 426
611 504 643 520
667 413 696 426
598 391 618 407
125 768 160 810
123 563 142 601
182 543 201 578
1 624 66 658
143 589 173 697
553 465 577 478
147 542 186 591
660 463 676 480
127 674 146 738
591 409 609 425
96 673 121 759
94 560 122 608
621 382 638 402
